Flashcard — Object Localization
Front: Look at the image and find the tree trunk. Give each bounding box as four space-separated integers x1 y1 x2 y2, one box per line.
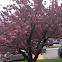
28 59 36 62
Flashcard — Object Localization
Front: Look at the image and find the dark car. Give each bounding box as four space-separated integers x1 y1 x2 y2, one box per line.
58 46 62 57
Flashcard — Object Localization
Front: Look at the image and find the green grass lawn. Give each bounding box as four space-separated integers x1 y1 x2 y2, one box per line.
13 59 62 62
46 46 59 48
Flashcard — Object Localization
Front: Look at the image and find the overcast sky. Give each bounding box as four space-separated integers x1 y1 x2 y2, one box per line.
0 0 62 10
0 0 16 11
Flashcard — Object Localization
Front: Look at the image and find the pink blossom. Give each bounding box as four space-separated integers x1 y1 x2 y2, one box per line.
16 26 20 29
15 51 18 54
5 40 11 43
24 31 27 34
3 7 7 9
8 32 13 36
1 37 6 41
1 54 4 58
14 30 20 33
26 25 29 29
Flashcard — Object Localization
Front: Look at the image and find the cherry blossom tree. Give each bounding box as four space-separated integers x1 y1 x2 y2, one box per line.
0 0 62 62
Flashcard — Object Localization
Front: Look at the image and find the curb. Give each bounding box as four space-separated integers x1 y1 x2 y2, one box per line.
46 48 59 50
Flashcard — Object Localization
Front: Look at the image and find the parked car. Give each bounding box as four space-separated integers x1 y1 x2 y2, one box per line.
58 46 62 57
2 50 26 62
42 46 46 53
53 40 59 44
45 39 53 47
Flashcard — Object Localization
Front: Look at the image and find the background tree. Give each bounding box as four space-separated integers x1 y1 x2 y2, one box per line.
0 0 62 62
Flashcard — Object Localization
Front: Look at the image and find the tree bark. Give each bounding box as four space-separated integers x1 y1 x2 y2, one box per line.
28 59 36 62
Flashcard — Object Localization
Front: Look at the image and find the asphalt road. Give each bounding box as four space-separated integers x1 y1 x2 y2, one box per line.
42 48 62 59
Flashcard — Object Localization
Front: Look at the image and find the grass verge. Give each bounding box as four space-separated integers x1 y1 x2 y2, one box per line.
46 46 59 48
13 59 62 62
